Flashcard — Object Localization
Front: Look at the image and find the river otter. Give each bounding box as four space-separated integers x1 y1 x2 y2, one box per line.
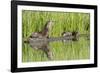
24 20 54 60
29 20 54 38
61 31 79 42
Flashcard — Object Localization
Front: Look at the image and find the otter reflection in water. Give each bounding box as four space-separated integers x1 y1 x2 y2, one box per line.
24 20 54 60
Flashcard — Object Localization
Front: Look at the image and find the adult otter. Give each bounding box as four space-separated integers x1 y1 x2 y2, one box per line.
24 20 54 60
29 20 54 38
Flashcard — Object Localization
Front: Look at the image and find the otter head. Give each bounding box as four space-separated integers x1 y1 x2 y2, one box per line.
46 20 55 31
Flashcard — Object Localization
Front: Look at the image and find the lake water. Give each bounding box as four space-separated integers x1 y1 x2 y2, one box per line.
22 37 90 62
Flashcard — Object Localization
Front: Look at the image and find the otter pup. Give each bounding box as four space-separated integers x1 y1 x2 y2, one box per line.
62 31 79 42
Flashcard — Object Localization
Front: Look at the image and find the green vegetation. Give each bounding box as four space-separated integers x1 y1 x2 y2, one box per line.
22 10 90 62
